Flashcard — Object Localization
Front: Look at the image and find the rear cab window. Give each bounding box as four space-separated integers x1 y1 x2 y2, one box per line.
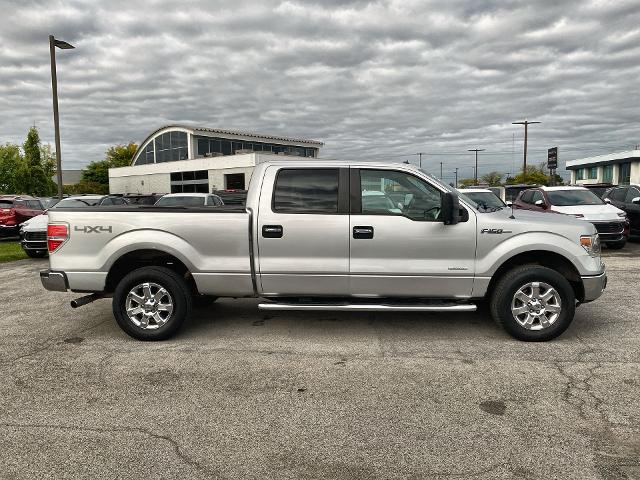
273 169 340 214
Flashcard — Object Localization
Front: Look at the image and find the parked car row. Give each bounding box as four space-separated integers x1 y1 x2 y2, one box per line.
17 192 227 258
459 184 636 249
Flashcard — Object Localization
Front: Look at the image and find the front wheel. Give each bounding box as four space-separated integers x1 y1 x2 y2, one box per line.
113 266 192 341
490 265 576 341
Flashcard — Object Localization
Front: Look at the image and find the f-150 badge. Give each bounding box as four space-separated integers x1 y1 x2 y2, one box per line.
480 228 512 234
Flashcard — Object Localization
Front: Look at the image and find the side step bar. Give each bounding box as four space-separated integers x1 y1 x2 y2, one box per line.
258 300 476 312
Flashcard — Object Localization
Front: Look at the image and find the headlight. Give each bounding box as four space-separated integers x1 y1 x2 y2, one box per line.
580 234 601 257
617 212 627 218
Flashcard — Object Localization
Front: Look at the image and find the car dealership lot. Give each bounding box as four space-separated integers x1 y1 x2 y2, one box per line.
1 246 639 479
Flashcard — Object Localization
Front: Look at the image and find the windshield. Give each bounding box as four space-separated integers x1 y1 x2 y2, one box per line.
40 198 60 208
54 198 102 208
155 196 205 207
461 192 506 209
547 190 603 206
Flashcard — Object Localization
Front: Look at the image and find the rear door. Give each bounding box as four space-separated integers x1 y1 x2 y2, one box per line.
257 166 350 295
348 168 476 298
624 186 640 234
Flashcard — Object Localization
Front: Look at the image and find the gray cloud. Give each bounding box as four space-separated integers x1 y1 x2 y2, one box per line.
1 0 638 182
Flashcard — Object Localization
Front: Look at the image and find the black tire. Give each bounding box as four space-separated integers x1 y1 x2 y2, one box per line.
606 240 626 250
193 295 218 307
25 249 48 258
112 266 192 341
490 265 575 341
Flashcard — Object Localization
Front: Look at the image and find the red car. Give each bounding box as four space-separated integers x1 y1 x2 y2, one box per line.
0 195 44 237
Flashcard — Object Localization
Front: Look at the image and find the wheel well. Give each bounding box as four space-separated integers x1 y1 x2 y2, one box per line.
485 251 585 302
104 249 198 294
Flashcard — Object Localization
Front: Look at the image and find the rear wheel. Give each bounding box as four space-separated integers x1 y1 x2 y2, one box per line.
113 266 192 341
490 265 575 341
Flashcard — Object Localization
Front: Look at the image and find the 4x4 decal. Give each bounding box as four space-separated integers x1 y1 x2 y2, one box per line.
74 225 113 233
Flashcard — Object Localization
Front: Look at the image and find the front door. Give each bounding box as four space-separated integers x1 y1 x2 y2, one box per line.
257 166 350 296
349 168 477 298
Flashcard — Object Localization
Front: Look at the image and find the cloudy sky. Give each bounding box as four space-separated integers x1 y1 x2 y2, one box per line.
1 0 639 182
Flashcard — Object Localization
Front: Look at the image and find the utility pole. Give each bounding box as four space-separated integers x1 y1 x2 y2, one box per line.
439 162 443 179
416 152 425 169
512 119 540 184
454 168 458 188
49 35 75 199
468 149 484 186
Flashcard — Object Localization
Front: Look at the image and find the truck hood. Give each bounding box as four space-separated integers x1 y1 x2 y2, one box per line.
478 207 597 237
21 213 48 232
549 203 624 221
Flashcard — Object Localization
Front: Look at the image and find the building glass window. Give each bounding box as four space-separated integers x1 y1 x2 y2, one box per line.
155 131 188 163
620 162 631 185
603 165 613 183
588 167 598 179
170 170 209 193
576 169 585 180
193 135 318 159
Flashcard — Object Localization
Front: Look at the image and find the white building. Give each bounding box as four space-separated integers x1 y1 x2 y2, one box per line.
108 125 323 194
566 148 640 185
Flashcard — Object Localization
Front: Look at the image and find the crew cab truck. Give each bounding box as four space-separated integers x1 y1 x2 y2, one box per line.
40 161 607 342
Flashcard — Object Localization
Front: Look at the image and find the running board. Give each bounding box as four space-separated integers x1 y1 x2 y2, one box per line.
258 300 476 312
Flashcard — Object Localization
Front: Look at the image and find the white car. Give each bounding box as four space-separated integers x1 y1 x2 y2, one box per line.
154 193 224 207
20 195 128 257
458 188 506 210
515 186 628 249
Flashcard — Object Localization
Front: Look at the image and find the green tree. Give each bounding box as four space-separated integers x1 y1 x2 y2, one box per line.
81 142 137 189
505 165 550 185
0 143 24 194
106 143 138 167
480 171 503 186
458 178 477 188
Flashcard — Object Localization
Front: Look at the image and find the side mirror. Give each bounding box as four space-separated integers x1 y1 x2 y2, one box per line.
604 198 611 204
442 192 460 225
534 199 546 208
633 197 640 205
506 200 513 206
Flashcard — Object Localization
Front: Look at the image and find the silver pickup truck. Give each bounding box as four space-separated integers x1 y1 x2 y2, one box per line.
41 160 606 341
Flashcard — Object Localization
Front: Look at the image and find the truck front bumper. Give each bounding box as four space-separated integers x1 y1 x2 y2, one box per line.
581 270 607 303
40 270 68 292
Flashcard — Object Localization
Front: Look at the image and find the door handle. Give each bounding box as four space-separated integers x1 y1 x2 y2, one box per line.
262 225 283 238
353 226 374 239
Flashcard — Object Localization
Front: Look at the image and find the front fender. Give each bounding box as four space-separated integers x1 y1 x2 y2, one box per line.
476 231 601 278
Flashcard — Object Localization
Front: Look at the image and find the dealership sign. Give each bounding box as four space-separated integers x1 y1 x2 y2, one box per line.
548 147 558 169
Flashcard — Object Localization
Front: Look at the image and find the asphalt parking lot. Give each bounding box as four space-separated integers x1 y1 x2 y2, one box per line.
1 244 639 479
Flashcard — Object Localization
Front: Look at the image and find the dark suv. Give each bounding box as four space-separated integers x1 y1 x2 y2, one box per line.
604 185 640 237
0 196 44 237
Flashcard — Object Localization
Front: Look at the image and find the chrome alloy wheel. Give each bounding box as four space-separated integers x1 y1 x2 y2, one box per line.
125 282 174 330
510 281 562 330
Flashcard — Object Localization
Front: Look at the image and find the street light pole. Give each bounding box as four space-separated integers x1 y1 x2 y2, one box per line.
416 152 425 169
49 35 75 199
454 167 458 188
468 149 484 186
440 162 443 179
512 119 540 184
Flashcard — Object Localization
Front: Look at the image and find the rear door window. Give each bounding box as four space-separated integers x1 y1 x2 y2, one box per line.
273 169 339 214
531 190 544 204
27 200 42 209
611 187 628 202
626 187 640 202
520 190 534 204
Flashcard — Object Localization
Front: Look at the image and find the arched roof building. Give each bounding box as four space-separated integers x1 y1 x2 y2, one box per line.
109 125 323 194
